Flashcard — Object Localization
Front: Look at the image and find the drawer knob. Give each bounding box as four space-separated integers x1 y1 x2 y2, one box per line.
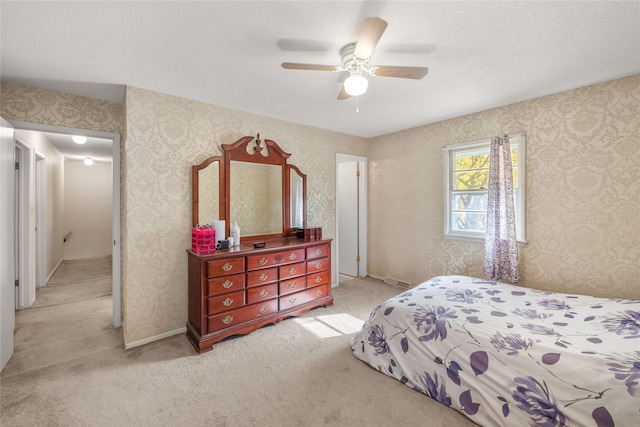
288 252 297 260
222 263 232 272
315 276 322 283
259 273 268 281
289 297 296 304
259 257 268 265
288 282 297 289
314 248 322 256
259 289 269 297
222 280 233 289
222 297 233 307
289 267 297 274
258 305 268 313
222 315 233 325
315 290 322 296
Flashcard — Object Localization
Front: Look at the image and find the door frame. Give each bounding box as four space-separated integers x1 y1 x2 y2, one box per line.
35 152 46 288
335 153 368 282
1 117 16 371
8 120 122 328
13 139 36 308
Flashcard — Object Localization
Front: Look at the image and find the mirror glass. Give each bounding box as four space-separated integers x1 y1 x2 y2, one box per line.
230 161 282 236
290 168 305 229
197 161 219 225
193 156 223 227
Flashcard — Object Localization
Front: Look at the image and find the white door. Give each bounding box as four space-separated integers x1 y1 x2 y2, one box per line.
1 117 16 371
337 158 364 278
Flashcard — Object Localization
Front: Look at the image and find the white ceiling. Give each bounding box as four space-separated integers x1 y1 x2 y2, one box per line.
1 1 639 158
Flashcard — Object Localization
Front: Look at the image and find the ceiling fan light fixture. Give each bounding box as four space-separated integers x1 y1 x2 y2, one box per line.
344 73 368 96
72 135 87 144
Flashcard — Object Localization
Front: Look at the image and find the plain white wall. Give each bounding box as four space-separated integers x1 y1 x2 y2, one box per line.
64 160 112 260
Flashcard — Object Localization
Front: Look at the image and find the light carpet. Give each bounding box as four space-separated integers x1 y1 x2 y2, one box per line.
1 259 477 427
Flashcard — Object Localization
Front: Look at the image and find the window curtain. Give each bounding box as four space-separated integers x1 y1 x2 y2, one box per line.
484 135 520 282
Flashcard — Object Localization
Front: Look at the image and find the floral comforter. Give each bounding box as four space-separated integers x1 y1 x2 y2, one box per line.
351 276 640 427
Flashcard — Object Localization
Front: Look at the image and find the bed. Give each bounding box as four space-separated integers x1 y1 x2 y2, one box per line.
351 275 640 427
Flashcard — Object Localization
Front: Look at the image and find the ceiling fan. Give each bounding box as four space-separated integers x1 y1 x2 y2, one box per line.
281 17 429 100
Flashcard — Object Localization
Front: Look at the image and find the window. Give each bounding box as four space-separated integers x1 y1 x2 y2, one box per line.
443 134 526 242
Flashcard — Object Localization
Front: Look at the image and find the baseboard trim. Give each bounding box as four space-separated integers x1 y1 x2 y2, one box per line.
43 257 64 287
124 327 187 350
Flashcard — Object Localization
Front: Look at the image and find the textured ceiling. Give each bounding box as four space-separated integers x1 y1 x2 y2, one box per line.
1 1 639 143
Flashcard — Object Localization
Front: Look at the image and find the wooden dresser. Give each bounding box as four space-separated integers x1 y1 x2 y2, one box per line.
187 237 333 353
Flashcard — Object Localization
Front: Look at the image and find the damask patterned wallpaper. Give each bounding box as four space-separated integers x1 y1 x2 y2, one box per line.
368 75 640 300
2 76 637 348
123 86 368 344
0 83 123 134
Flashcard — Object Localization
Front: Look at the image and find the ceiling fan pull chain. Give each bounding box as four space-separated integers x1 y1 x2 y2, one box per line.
356 96 360 113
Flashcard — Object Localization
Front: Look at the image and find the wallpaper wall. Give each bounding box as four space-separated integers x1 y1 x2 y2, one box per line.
2 76 637 348
123 86 367 345
368 75 640 300
0 83 123 134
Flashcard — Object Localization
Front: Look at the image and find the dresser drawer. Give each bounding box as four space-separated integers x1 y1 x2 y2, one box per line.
278 262 306 280
207 258 245 278
247 283 277 304
207 290 245 315
246 267 277 287
306 244 329 260
307 271 330 287
279 284 329 311
207 273 245 296
279 277 306 296
246 248 305 270
306 258 328 274
207 299 278 332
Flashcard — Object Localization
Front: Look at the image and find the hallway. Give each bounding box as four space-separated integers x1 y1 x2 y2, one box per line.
1 257 122 377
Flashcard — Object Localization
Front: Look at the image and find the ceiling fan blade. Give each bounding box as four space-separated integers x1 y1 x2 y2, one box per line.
337 86 351 100
281 62 339 72
353 17 388 60
372 66 429 79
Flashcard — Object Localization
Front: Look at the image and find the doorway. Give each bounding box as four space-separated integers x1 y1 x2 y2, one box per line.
8 120 121 328
336 154 368 283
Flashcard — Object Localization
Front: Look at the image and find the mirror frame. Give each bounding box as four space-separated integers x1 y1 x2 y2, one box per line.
192 156 225 227
286 164 307 231
223 134 303 242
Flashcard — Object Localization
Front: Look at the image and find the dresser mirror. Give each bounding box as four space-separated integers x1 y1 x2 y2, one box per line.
229 162 283 236
288 165 307 229
192 156 224 227
217 134 306 242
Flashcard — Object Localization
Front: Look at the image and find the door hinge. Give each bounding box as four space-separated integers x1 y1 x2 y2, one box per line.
356 170 360 177
15 162 19 170
15 279 19 287
356 255 360 262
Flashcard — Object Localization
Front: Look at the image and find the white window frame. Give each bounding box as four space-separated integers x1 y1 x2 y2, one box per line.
443 134 526 243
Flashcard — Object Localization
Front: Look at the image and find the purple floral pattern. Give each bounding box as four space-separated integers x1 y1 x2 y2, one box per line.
512 376 566 427
352 275 640 426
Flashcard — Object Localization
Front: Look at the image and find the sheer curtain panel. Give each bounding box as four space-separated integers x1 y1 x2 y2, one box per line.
484 135 520 282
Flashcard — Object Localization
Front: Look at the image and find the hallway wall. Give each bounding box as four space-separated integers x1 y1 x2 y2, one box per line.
13 129 65 280
63 159 112 260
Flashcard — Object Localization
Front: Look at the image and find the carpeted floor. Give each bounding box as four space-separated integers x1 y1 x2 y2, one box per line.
0 259 478 427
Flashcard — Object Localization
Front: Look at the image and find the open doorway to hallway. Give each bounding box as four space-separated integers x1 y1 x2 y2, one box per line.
8 120 121 329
